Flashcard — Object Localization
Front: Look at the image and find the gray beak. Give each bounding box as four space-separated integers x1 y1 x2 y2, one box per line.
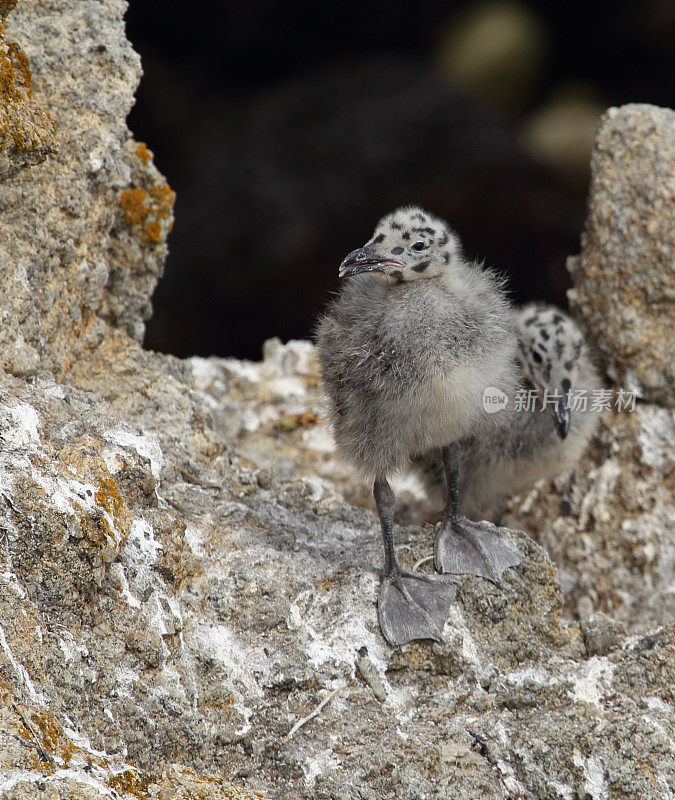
338 245 404 278
554 386 571 439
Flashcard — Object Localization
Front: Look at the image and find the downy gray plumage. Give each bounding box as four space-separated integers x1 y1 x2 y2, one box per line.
414 304 600 522
316 206 523 646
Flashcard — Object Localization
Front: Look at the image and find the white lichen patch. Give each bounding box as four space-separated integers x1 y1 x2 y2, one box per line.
30 468 97 518
499 665 550 686
186 623 273 736
302 751 341 788
220 338 316 403
105 428 164 486
109 562 141 609
0 767 118 798
0 626 46 706
572 752 608 800
126 519 162 568
184 524 205 556
0 400 41 449
572 656 616 706
444 605 485 673
636 406 675 469
301 423 334 453
286 576 411 711
187 624 271 699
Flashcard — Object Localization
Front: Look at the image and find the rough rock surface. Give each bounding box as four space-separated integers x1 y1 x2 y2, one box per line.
0 340 674 800
568 103 675 407
0 0 174 381
0 0 55 181
0 5 673 800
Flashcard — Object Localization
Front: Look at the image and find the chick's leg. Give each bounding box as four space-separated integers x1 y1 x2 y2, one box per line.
374 477 457 646
434 444 522 583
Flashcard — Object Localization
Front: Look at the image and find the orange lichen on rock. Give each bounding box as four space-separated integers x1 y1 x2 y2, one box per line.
149 182 175 216
135 141 151 165
89 477 131 562
0 0 18 19
7 41 31 96
0 21 54 174
120 181 175 246
141 219 162 244
0 43 24 104
108 768 152 799
24 709 78 771
95 477 125 523
120 187 150 226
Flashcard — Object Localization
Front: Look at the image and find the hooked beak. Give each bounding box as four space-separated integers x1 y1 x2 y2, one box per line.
338 245 405 278
553 389 571 439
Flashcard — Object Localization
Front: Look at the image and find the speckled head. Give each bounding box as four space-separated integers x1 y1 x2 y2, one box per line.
338 206 462 284
516 304 587 438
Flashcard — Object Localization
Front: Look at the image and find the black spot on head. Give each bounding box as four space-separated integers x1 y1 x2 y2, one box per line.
412 260 430 273
531 349 543 364
391 270 404 283
373 233 385 244
561 378 571 393
553 314 564 324
391 246 404 255
524 316 537 326
411 212 424 221
402 231 410 240
564 360 574 372
540 329 550 341
391 221 402 230
560 499 572 516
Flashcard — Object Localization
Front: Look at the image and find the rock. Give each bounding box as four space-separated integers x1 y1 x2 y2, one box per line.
503 404 675 632
0 0 55 181
580 612 628 657
0 0 174 381
501 103 675 634
568 103 675 406
1 338 672 799
0 3 672 797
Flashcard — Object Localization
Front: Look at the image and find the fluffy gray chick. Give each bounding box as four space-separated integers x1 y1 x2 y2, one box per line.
415 303 601 522
316 206 523 646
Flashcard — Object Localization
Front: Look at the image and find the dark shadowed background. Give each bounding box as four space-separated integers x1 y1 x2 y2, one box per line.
125 0 674 360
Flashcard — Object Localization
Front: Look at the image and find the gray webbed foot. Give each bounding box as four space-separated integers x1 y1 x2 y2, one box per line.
434 517 522 584
378 569 458 646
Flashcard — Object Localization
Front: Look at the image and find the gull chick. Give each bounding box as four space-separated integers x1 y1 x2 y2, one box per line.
316 206 522 646
415 304 601 522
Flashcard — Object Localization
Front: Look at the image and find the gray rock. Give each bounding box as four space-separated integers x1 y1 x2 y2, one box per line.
503 404 675 632
0 0 173 380
568 103 675 406
0 3 672 798
581 612 628 657
0 1 55 182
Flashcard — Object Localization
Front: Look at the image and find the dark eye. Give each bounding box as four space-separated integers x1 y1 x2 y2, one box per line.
412 241 425 251
531 350 543 364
